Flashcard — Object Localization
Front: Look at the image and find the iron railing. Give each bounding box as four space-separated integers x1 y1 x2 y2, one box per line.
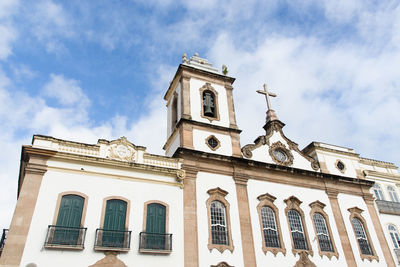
375 200 400 215
139 232 172 253
44 225 86 249
0 229 8 257
94 229 131 251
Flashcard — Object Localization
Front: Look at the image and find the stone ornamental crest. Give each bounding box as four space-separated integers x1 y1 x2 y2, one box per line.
108 137 136 162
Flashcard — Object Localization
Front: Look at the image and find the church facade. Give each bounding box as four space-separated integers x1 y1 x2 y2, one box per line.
0 53 399 267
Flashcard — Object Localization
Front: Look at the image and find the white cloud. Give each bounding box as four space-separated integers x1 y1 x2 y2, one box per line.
42 74 90 107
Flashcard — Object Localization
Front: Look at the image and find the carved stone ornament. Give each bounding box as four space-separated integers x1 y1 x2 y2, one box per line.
293 251 316 267
241 120 319 171
211 262 234 267
269 141 294 167
89 252 127 267
108 137 136 162
176 170 186 182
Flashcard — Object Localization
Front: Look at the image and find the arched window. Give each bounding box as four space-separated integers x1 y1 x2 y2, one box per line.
200 83 220 122
53 194 85 246
388 224 400 249
387 186 399 203
261 206 280 248
352 218 372 255
203 90 216 118
288 210 308 250
210 201 228 245
145 203 166 250
313 213 333 252
206 187 233 253
95 197 130 251
373 184 385 200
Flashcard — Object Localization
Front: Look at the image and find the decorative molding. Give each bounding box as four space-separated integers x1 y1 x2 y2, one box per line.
242 136 266 158
309 201 339 260
348 207 379 262
200 83 220 122
206 187 234 253
256 193 286 256
89 252 127 267
294 251 317 267
108 137 136 162
269 141 294 167
284 196 313 256
205 135 221 151
335 159 346 174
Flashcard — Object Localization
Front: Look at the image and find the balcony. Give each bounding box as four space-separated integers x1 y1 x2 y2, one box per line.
0 229 8 257
94 229 131 251
375 200 400 216
139 232 172 254
394 249 400 264
44 225 87 250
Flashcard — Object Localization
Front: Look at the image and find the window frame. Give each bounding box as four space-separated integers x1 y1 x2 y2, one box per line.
200 83 220 122
373 183 385 201
206 187 234 253
284 196 313 256
309 200 338 259
387 186 399 203
388 224 400 249
142 200 170 234
348 207 378 262
256 193 286 256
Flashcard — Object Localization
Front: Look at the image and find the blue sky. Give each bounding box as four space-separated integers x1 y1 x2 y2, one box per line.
1 0 400 230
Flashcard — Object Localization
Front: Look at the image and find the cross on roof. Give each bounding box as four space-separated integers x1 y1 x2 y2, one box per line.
256 84 277 111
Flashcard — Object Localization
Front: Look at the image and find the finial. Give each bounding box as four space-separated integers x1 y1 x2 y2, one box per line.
222 64 228 75
182 53 188 63
256 84 278 122
194 52 199 57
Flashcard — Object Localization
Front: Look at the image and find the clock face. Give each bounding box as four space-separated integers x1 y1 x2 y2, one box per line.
273 149 287 162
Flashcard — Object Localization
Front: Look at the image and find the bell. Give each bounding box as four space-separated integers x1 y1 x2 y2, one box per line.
204 105 214 117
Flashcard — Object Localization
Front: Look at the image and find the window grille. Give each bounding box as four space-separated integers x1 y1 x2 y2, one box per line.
352 218 372 255
313 213 333 252
288 210 307 250
373 184 385 200
210 201 228 245
261 206 280 248
388 224 400 249
388 186 399 203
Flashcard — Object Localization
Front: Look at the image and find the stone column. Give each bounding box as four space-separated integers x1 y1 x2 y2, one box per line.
234 173 257 267
326 189 357 267
363 194 396 267
180 73 191 120
182 165 199 267
0 157 48 267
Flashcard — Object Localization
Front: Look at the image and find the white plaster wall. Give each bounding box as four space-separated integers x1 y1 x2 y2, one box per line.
165 131 181 157
247 179 345 267
251 131 314 171
192 129 232 156
318 152 359 178
337 193 388 266
189 78 230 128
20 163 184 267
196 172 244 267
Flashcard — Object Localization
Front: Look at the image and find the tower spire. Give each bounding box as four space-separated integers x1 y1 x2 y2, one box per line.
256 83 279 123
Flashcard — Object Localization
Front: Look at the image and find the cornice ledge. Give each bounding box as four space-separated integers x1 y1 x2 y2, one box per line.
25 162 48 175
363 170 400 180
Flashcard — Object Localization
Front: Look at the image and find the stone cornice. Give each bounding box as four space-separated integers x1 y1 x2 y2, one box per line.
363 170 400 180
174 148 375 188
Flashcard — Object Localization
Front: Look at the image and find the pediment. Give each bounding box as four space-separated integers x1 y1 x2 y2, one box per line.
242 120 319 171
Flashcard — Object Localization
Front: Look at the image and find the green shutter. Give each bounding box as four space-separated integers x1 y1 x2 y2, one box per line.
102 199 127 247
145 203 166 249
54 195 84 245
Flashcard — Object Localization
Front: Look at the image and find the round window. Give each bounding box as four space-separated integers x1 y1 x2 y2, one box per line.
272 149 287 163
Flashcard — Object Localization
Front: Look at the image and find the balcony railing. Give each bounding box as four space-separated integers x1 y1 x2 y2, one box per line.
94 229 131 251
44 225 87 249
394 249 400 264
139 232 172 254
0 229 8 257
376 200 400 215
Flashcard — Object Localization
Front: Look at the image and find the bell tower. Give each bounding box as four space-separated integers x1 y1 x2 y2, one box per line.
163 53 242 157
